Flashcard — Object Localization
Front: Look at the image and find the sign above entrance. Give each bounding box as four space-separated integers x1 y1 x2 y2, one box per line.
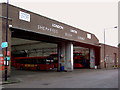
19 11 30 22
70 29 77 34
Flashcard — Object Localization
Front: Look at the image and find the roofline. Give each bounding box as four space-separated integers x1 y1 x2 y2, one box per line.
99 43 118 48
1 3 99 40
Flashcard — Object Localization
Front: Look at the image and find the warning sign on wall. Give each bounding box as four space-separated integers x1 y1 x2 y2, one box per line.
68 60 71 63
4 51 11 56
0 57 4 65
0 66 9 71
0 57 4 61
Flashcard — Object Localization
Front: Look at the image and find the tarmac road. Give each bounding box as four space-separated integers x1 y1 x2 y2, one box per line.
2 68 118 88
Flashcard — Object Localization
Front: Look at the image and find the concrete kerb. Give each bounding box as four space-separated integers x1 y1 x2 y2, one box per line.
1 78 21 85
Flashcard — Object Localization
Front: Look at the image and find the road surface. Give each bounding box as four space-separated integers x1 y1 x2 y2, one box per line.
2 68 118 88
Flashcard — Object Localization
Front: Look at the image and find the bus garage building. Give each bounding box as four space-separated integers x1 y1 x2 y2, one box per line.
0 3 118 77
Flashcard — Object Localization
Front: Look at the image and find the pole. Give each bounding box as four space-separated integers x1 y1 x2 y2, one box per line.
103 26 117 69
5 0 9 81
104 29 106 68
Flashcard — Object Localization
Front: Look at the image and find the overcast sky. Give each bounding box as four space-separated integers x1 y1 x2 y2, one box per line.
1 0 119 47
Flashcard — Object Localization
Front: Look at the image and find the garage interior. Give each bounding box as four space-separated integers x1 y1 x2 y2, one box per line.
11 28 91 72
73 46 90 68
10 28 60 71
11 38 57 58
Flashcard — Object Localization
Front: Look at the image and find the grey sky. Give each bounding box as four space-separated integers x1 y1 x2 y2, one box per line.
1 0 119 47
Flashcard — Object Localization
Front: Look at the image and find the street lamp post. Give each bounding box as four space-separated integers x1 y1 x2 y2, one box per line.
5 0 9 81
104 29 106 68
104 26 117 68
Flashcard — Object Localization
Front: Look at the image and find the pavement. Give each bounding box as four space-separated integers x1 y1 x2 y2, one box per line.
1 78 20 85
1 68 119 88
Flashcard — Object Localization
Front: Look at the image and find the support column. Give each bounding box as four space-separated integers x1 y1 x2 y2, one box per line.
57 44 61 72
94 47 101 69
90 48 95 68
64 42 73 71
60 43 65 69
57 43 66 71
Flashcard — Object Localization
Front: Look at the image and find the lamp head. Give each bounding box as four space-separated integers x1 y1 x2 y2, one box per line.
114 26 117 28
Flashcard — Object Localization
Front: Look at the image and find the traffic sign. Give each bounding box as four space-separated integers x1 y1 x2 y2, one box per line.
0 60 4 65
1 42 8 48
0 57 4 61
0 57 4 65
5 57 10 61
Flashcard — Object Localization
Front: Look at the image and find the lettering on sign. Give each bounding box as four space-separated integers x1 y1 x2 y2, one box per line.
19 11 30 22
78 36 85 40
52 23 64 30
38 25 58 34
70 29 77 34
65 33 72 37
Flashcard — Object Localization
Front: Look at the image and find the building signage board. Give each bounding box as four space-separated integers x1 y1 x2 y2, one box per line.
87 33 92 39
19 11 30 22
1 42 8 48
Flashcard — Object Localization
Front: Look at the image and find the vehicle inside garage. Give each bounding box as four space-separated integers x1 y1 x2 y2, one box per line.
11 37 58 71
73 46 90 68
11 37 91 72
10 28 59 71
